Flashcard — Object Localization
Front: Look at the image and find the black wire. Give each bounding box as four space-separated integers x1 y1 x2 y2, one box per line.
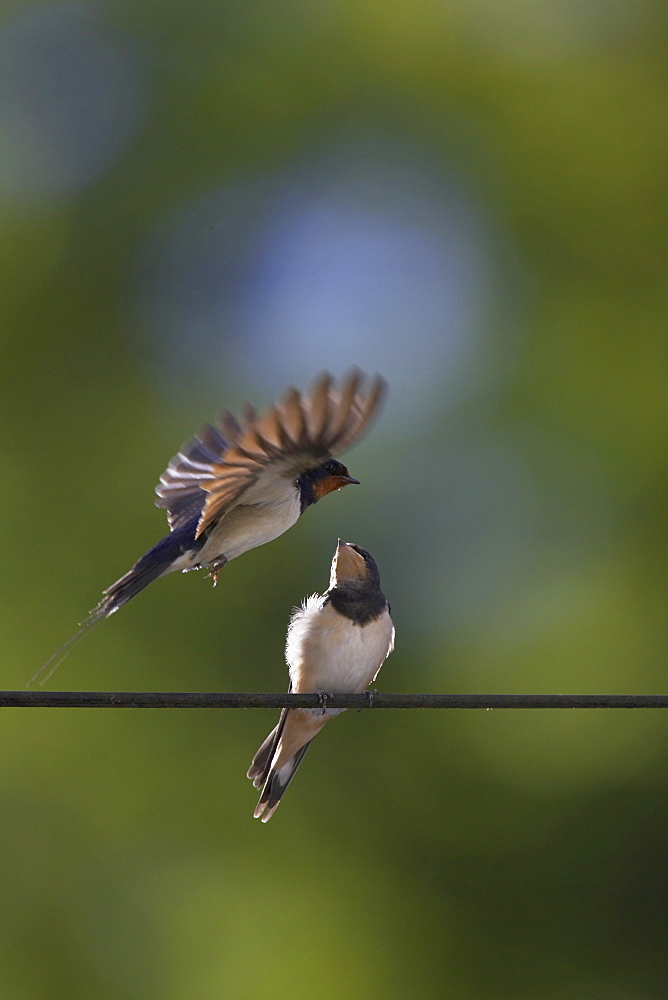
2 692 668 709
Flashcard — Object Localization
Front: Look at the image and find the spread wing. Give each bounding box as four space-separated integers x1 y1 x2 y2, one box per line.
154 413 241 531
154 370 386 536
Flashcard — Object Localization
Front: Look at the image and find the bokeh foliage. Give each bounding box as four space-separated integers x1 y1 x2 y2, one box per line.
1 1 667 997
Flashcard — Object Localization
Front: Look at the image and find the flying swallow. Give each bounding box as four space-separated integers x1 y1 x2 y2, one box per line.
32 371 386 684
248 539 395 822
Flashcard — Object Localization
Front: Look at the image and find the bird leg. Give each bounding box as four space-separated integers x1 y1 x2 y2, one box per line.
207 556 228 587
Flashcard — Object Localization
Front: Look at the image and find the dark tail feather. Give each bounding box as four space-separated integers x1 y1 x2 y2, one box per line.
247 701 291 789
95 548 175 617
253 741 313 823
247 722 281 788
30 526 198 687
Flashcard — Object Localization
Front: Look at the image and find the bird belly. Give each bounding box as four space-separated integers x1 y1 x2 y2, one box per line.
288 603 394 694
198 494 301 563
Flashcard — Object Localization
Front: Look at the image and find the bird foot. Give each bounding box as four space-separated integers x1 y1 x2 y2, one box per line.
207 559 227 587
316 691 334 715
357 689 378 711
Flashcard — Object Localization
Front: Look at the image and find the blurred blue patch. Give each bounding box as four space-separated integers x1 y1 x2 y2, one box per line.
138 131 507 419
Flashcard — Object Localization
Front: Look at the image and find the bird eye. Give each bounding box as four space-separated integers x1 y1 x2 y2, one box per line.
325 461 337 473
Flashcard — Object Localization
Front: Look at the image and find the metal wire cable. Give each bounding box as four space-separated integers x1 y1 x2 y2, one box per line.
2 692 668 709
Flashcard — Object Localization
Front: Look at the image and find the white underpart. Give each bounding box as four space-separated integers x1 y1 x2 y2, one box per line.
170 481 302 571
286 595 395 698
200 490 301 562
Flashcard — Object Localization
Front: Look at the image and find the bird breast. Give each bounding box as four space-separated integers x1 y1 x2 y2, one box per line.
287 598 394 694
199 486 301 563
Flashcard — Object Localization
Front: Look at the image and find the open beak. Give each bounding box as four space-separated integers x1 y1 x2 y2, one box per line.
331 538 366 583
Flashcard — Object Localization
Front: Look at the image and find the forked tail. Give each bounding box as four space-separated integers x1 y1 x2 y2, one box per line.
252 742 313 823
247 700 315 823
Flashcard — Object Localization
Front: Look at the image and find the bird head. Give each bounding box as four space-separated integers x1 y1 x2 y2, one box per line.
329 538 381 590
307 459 360 501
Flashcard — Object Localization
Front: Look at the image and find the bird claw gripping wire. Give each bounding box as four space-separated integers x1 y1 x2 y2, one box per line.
316 691 334 715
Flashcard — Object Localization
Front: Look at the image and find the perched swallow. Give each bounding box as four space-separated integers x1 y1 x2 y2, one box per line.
33 371 386 684
248 539 394 822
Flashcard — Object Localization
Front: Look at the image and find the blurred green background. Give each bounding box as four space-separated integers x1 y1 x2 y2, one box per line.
1 1 667 997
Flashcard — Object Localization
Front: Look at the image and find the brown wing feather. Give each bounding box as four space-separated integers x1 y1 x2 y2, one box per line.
328 369 363 445
304 372 332 442
333 374 387 453
277 387 307 447
218 411 243 442
255 405 293 452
